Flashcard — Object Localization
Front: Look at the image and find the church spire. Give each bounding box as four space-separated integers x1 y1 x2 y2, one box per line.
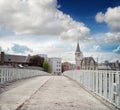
76 42 81 52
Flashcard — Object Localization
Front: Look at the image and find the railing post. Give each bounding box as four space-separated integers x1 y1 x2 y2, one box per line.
0 68 2 84
63 70 120 109
103 71 107 98
118 72 120 108
0 67 48 85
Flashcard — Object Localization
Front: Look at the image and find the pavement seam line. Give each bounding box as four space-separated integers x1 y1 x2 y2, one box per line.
15 76 52 110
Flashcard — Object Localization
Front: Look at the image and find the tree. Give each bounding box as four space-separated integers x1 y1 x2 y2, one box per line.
29 55 44 67
43 61 52 73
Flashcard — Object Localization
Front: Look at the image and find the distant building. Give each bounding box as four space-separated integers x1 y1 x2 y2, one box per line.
114 60 120 70
0 52 30 67
75 42 97 70
62 62 75 72
48 57 61 75
75 42 83 68
62 62 70 72
38 55 62 74
0 52 63 72
38 54 48 61
81 57 97 70
69 63 76 70
98 60 120 70
97 63 110 70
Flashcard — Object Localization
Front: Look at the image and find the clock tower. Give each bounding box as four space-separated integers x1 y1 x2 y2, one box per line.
75 42 83 68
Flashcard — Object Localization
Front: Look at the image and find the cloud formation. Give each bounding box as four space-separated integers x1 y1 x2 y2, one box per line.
113 45 120 54
90 45 101 52
105 32 120 43
0 46 2 51
95 6 120 31
95 12 104 23
12 44 33 54
0 0 90 41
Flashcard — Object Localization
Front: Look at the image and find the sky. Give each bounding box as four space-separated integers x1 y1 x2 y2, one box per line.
0 0 120 63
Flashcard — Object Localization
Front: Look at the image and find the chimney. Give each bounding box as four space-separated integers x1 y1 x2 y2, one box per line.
1 52 5 65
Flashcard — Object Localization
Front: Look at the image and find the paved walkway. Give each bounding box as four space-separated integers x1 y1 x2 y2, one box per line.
0 76 110 110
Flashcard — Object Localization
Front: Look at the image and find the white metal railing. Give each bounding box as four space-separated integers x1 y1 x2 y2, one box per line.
0 67 49 84
63 70 120 109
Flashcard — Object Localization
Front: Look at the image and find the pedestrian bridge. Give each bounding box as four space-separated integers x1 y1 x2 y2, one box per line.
0 68 120 110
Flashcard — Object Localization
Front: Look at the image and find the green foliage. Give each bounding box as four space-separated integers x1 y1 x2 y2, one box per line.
29 55 44 67
43 61 52 73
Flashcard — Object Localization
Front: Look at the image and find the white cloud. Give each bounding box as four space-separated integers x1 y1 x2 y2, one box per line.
12 44 33 54
60 23 90 41
95 12 104 23
105 32 120 43
95 6 120 31
1 35 120 63
113 45 120 54
0 46 2 51
111 58 120 62
90 45 101 52
0 0 90 41
87 32 120 44
0 1 120 63
84 51 120 63
0 35 76 61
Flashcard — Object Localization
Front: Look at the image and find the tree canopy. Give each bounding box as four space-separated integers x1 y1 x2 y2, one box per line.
43 61 52 73
29 55 44 67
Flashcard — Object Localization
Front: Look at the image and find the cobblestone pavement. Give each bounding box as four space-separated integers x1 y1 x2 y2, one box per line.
19 76 110 110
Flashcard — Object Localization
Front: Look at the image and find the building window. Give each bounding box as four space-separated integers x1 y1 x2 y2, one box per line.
8 59 11 61
107 74 109 98
102 73 104 95
113 74 117 83
113 94 116 103
113 85 117 92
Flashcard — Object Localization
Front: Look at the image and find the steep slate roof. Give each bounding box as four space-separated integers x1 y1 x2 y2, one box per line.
76 42 81 52
82 57 96 65
108 63 120 70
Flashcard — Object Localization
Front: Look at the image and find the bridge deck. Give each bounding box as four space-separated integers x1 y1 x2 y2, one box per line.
0 76 110 110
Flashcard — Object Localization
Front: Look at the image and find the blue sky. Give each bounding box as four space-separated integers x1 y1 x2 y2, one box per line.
58 0 120 33
0 0 120 63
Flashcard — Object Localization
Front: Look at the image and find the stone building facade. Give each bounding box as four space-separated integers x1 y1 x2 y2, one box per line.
48 57 61 75
75 42 97 70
